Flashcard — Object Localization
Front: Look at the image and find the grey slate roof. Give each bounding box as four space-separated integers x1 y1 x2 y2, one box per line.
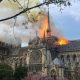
58 40 80 52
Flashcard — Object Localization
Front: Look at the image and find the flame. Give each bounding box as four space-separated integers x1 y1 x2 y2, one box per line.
55 38 70 45
39 16 51 38
39 15 70 46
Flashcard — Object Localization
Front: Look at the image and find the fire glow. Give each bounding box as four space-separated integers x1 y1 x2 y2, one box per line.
55 38 70 45
39 15 70 46
39 16 51 38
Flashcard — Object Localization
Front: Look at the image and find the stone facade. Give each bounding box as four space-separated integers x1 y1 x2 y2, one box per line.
0 37 80 77
58 40 80 68
0 37 52 75
54 40 80 79
21 37 52 75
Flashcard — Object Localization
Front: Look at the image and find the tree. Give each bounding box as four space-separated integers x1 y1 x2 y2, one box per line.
0 0 71 22
0 63 13 80
14 66 27 80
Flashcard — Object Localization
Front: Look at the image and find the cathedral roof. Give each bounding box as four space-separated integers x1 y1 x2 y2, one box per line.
58 40 80 52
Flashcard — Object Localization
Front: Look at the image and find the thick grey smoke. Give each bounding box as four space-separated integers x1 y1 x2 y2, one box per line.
0 7 38 47
0 6 63 47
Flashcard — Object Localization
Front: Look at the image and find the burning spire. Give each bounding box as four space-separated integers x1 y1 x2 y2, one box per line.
39 16 49 38
39 4 52 38
47 5 51 37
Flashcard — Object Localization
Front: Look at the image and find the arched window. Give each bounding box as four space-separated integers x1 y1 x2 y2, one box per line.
60 55 64 62
29 50 42 72
67 55 70 61
73 54 76 61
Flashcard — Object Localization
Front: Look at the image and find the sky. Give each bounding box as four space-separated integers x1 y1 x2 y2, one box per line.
50 0 80 40
0 0 80 47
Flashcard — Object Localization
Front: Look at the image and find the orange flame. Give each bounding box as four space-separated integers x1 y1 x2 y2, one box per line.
55 38 70 45
39 16 51 38
39 15 70 46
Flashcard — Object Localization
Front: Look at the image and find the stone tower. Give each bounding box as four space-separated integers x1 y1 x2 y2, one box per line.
26 37 52 75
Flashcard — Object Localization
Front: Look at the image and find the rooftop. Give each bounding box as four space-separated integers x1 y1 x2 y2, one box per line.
58 40 80 52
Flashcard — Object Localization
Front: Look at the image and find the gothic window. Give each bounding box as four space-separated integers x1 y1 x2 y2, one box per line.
29 64 42 72
67 55 70 62
73 54 76 61
60 55 64 62
0 50 2 55
29 50 42 64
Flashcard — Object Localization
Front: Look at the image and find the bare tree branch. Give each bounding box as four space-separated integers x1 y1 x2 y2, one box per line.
0 0 70 22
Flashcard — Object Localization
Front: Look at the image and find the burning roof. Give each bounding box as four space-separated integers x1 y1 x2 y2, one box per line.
46 37 80 59
54 38 70 46
58 40 80 52
37 15 71 59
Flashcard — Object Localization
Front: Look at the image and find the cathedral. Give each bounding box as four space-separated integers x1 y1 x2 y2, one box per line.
0 36 80 78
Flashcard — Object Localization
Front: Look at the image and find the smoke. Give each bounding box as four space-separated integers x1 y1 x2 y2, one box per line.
0 5 63 47
0 22 38 46
0 7 38 46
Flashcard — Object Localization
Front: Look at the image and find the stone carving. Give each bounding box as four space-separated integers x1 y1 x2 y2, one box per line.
30 50 42 64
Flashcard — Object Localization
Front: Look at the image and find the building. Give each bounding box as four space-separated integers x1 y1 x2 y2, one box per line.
56 40 80 79
0 36 80 78
0 41 21 68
